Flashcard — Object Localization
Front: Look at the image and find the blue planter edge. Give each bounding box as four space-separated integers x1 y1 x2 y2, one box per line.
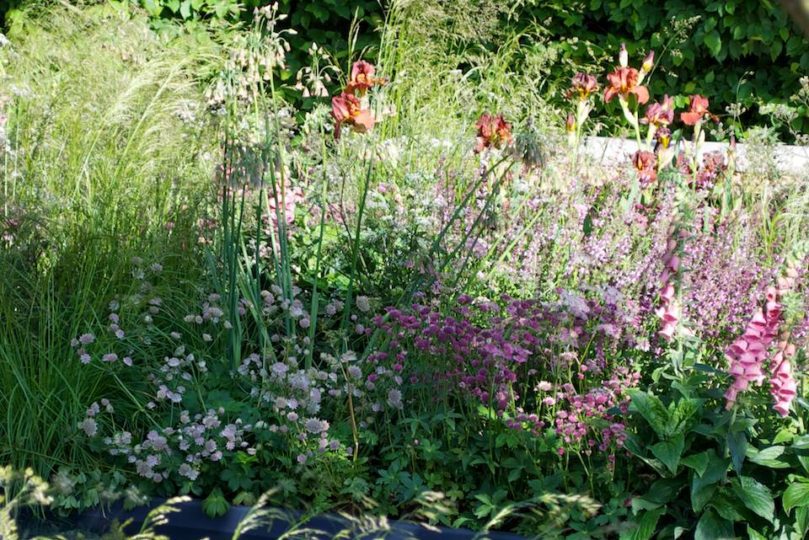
70 498 528 540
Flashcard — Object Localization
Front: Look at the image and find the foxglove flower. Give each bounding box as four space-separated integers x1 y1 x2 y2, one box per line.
724 286 783 409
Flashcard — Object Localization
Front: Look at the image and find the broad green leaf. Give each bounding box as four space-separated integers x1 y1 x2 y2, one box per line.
645 478 685 504
773 428 794 445
732 476 774 522
179 0 191 18
671 398 703 434
710 491 746 522
783 481 809 514
691 453 728 512
629 390 669 439
695 508 734 540
792 435 809 449
727 430 747 473
796 507 809 536
747 446 788 469
704 30 722 57
746 526 768 540
631 497 663 514
798 455 809 475
621 506 665 540
651 434 685 475
682 451 710 477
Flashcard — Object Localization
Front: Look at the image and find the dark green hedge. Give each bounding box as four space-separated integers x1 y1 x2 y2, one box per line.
4 0 806 136
512 0 809 136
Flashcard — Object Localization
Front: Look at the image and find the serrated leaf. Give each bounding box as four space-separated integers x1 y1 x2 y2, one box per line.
203 487 229 518
651 434 685 475
629 390 670 439
732 476 774 522
783 481 809 514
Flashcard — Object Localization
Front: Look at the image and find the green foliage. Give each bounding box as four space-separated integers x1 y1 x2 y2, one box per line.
109 0 809 139
625 366 809 539
134 0 383 80
1 1 808 538
509 0 809 139
0 3 220 477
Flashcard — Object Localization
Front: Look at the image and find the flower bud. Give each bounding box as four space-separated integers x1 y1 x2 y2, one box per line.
641 50 654 74
565 113 576 133
619 43 628 68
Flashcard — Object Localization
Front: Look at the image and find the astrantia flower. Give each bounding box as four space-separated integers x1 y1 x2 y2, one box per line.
79 418 98 437
331 92 374 138
604 67 649 104
680 95 712 125
356 295 371 313
387 388 403 409
566 73 598 101
474 112 512 153
304 418 328 434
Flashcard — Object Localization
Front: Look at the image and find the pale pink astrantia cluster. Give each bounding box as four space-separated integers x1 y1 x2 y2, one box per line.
724 283 798 416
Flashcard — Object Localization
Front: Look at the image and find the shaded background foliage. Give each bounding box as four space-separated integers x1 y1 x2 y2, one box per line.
2 0 807 137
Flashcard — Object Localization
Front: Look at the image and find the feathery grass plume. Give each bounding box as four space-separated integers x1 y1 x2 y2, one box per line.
0 3 221 477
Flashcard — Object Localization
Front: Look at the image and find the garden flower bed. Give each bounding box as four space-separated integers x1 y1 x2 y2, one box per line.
1 2 809 540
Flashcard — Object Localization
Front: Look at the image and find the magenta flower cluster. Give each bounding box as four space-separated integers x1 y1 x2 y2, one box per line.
377 293 640 450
